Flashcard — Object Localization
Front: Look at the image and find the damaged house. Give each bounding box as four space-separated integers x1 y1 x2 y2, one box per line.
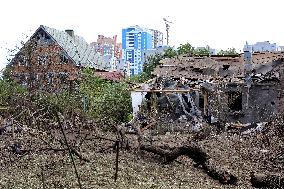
7 25 123 92
150 52 284 125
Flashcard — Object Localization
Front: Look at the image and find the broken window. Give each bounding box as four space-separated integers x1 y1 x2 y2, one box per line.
19 74 27 86
36 31 52 45
18 54 28 66
19 59 26 66
58 72 68 84
47 73 54 85
38 54 48 65
227 91 242 111
60 53 68 64
30 73 36 82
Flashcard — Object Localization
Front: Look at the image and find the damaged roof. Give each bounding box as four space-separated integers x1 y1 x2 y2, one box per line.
35 25 104 70
153 52 284 81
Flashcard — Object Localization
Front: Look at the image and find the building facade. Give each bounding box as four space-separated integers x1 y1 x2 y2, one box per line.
244 41 281 52
90 35 122 71
8 25 122 92
150 29 163 49
122 25 163 76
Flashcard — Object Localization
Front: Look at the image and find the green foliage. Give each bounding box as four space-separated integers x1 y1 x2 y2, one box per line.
1 66 131 125
2 66 13 81
163 47 177 58
0 79 27 106
129 52 165 83
177 43 211 56
177 43 194 55
80 68 132 124
50 91 82 114
143 53 164 79
136 43 211 83
194 48 210 56
217 48 239 55
132 47 182 83
128 73 148 83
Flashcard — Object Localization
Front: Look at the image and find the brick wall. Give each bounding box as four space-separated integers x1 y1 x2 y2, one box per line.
10 41 80 92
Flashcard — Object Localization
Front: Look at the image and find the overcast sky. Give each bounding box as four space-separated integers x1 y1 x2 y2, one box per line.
1 0 284 70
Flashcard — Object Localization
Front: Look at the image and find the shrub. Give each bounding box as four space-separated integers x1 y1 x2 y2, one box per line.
80 68 132 125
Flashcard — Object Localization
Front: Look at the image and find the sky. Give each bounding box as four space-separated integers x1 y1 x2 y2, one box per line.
1 0 284 70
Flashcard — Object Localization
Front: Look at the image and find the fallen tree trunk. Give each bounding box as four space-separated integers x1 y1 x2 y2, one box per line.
140 144 237 185
251 173 284 188
141 143 207 164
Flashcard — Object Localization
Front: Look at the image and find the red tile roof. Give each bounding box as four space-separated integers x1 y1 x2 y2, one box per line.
95 71 124 81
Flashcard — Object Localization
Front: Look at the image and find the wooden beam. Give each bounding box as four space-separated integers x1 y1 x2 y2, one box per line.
204 91 208 116
0 107 8 110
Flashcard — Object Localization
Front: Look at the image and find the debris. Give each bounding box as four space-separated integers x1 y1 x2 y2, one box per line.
251 173 284 188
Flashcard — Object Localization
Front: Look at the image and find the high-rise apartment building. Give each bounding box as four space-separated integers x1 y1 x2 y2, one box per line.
150 29 163 49
122 25 163 76
90 35 122 71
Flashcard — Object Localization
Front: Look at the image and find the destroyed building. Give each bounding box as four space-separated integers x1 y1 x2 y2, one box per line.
151 52 284 124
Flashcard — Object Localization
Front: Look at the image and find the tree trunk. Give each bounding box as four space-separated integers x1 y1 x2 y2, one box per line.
140 144 237 185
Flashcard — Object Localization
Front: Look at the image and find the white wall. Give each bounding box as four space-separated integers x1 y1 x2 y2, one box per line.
130 84 149 116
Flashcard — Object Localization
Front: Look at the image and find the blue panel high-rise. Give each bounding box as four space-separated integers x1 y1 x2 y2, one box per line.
122 25 154 76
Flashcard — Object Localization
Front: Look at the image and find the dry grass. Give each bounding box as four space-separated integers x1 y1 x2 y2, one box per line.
0 119 282 188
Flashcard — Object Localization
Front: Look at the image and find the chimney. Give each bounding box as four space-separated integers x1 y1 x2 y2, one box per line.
65 29 74 38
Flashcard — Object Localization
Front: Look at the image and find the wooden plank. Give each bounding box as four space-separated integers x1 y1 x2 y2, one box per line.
203 92 208 116
0 107 8 110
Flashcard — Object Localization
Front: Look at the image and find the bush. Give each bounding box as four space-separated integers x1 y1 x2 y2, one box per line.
30 90 83 117
0 79 27 107
80 68 132 125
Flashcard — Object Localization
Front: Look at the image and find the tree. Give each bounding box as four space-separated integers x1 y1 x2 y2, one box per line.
217 48 238 55
142 53 163 80
129 43 212 83
194 48 210 56
130 47 179 83
177 43 194 55
163 47 177 58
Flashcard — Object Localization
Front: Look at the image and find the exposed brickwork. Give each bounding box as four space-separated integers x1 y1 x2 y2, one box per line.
10 40 80 92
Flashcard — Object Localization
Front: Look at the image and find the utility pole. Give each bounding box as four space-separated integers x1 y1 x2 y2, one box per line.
163 17 173 46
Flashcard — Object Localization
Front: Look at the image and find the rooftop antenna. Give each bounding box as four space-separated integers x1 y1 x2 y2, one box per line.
163 17 173 46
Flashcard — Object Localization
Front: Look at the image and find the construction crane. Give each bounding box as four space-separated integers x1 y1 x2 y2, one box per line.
163 17 173 46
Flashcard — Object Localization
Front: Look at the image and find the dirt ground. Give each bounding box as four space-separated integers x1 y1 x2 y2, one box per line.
0 117 283 189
